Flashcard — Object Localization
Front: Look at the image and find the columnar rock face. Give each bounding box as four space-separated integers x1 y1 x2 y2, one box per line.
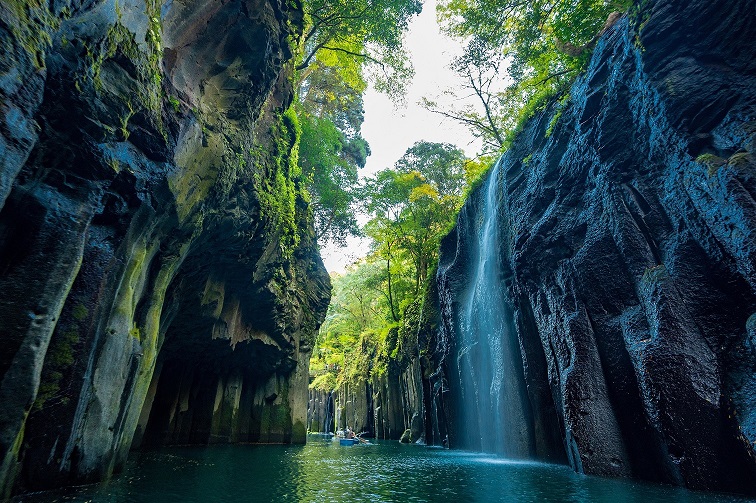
0 0 329 497
307 388 333 433
309 357 430 441
307 285 450 444
437 0 756 494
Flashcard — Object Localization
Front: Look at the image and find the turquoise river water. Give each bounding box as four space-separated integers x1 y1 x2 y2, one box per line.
14 437 756 503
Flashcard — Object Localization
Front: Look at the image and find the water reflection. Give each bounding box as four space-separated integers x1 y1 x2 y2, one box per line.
14 439 756 503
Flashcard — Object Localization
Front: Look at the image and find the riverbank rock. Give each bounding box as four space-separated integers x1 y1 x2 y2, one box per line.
0 0 329 497
437 0 756 494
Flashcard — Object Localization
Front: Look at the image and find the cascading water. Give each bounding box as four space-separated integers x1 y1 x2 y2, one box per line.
439 159 535 457
324 391 334 434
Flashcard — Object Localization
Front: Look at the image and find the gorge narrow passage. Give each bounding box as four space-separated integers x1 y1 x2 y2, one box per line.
2 0 756 499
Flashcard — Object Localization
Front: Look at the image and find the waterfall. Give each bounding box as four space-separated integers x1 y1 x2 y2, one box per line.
439 159 534 457
324 391 334 434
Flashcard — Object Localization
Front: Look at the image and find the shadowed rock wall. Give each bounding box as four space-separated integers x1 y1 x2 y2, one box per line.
0 0 329 496
437 0 756 494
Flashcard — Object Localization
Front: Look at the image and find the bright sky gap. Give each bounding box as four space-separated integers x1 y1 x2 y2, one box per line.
320 0 482 273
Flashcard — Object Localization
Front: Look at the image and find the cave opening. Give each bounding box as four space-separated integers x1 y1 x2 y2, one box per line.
135 329 299 448
132 273 303 449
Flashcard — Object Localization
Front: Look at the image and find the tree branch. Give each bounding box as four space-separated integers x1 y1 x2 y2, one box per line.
320 46 386 69
423 106 498 138
296 41 329 71
531 68 575 87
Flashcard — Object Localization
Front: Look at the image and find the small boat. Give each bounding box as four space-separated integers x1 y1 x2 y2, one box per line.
333 430 370 445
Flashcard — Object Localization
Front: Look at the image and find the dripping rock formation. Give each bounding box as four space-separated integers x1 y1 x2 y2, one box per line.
437 0 756 495
0 0 329 497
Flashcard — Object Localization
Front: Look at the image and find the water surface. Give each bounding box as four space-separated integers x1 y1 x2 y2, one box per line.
16 438 756 503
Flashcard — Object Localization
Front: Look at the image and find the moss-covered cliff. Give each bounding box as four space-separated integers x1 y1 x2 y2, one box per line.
0 0 330 496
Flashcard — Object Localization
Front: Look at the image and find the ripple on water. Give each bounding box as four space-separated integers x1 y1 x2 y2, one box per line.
12 441 756 503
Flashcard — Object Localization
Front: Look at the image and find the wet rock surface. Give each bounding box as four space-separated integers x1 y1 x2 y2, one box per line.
437 0 756 494
0 0 328 496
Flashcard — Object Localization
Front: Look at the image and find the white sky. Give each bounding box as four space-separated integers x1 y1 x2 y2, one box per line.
319 0 482 273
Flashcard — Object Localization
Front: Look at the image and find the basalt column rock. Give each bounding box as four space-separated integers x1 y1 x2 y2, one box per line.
437 0 756 494
312 283 450 444
307 388 334 434
370 282 449 444
0 0 329 496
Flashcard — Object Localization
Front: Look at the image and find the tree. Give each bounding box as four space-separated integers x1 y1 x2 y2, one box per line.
294 0 424 247
309 143 473 394
363 142 467 295
297 0 422 98
437 0 629 70
295 32 370 247
298 61 366 135
428 0 631 153
421 49 508 153
310 259 399 391
394 141 467 198
298 109 369 245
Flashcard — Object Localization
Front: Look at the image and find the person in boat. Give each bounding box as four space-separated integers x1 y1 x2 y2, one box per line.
345 426 354 439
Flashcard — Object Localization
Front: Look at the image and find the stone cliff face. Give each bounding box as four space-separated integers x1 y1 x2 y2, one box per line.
307 283 450 446
437 0 756 494
308 364 426 441
0 0 329 497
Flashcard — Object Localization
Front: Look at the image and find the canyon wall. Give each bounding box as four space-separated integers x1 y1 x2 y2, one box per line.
308 365 425 441
307 282 450 445
0 0 329 497
437 0 756 494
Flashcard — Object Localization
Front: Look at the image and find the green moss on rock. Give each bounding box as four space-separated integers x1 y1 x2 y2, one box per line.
33 329 79 411
3 0 57 69
254 106 306 257
291 420 306 443
72 303 89 321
